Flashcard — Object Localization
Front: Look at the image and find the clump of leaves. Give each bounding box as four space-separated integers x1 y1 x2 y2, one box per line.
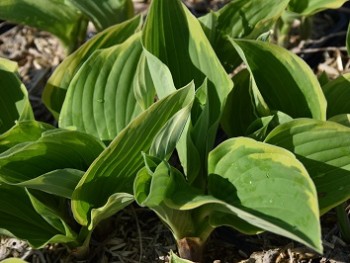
1 0 350 262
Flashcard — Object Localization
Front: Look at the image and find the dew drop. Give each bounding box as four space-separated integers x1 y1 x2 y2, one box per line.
269 199 273 204
97 98 105 103
249 181 252 185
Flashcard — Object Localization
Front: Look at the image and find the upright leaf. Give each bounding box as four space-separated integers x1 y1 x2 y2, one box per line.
288 0 348 15
322 73 350 118
69 0 134 31
0 58 34 133
0 0 87 51
231 39 327 120
347 22 350 56
266 119 350 214
59 33 143 141
43 15 142 118
199 0 290 71
72 85 195 227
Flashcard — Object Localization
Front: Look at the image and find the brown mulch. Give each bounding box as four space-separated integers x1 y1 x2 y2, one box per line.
1 1 350 262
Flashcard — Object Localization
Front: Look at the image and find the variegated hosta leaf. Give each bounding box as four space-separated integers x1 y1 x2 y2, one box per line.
288 0 348 15
199 0 290 71
265 119 350 214
0 185 77 248
0 0 87 51
231 39 327 121
322 73 350 118
69 0 134 31
59 33 143 142
207 137 321 253
43 15 142 118
0 58 34 133
71 84 195 227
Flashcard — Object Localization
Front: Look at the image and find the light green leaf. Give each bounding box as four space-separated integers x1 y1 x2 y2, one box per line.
231 39 327 121
199 0 290 71
288 0 348 15
72 84 195 226
208 137 322 253
0 258 28 263
265 119 350 214
169 251 194 263
43 15 142 118
0 58 34 133
0 0 87 51
322 73 350 118
0 185 76 248
59 33 143 141
0 121 54 153
15 169 84 199
347 22 350 56
69 0 134 31
329 114 350 127
0 129 105 185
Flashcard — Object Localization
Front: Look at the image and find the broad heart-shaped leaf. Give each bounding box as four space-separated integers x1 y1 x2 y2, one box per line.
0 0 87 52
0 129 105 185
0 58 34 133
69 0 134 31
71 84 195 227
59 33 143 142
208 137 322 253
288 0 348 15
0 184 76 248
265 119 350 215
231 39 327 121
199 0 289 71
0 121 54 153
43 15 142 119
322 73 350 118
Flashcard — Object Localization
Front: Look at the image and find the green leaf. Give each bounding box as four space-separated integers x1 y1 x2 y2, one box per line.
265 119 350 214
69 0 134 31
0 129 105 185
347 22 350 56
329 114 350 128
208 137 322 253
0 58 34 133
169 251 195 263
59 33 143 141
221 69 257 137
322 73 350 118
231 39 327 121
0 0 87 51
43 15 142 118
0 121 54 153
0 258 28 263
0 185 75 248
199 0 290 71
72 84 195 227
288 0 348 15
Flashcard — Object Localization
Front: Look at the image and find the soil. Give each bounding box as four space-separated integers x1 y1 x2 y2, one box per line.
1 1 350 262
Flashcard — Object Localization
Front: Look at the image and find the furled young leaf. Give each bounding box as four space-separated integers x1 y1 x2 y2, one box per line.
69 0 134 31
59 33 143 142
322 73 350 118
0 129 105 185
43 15 142 118
265 119 350 214
288 0 348 15
0 58 34 133
72 84 195 227
0 0 87 51
0 121 54 153
0 185 76 248
207 137 322 252
231 39 327 121
199 0 290 71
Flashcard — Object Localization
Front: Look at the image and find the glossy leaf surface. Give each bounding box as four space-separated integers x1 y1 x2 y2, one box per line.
266 119 350 214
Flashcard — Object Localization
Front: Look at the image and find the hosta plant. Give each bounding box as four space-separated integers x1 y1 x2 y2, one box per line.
0 0 350 262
